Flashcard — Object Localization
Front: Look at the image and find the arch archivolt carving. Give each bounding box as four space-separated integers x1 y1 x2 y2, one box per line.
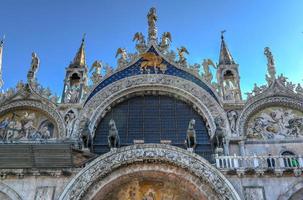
76 74 229 139
0 100 66 138
0 182 22 200
59 144 241 200
278 180 303 200
237 96 303 137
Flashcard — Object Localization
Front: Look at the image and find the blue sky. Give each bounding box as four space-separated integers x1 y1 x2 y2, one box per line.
0 0 303 98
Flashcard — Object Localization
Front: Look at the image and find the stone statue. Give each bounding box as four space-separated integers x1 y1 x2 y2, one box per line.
104 64 114 76
252 83 262 95
177 46 189 67
108 119 120 148
202 59 216 82
147 7 157 41
133 32 146 53
186 119 197 149
214 116 225 148
80 119 91 148
27 52 40 81
159 32 172 51
90 60 102 85
133 32 145 45
115 48 128 68
264 47 276 80
296 83 303 94
227 110 238 134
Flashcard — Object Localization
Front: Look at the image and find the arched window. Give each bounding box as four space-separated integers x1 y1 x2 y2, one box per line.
93 95 213 162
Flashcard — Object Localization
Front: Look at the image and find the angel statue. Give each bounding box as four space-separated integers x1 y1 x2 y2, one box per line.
159 32 172 51
90 60 102 85
177 46 189 67
27 52 40 82
202 59 217 83
104 64 114 76
133 32 146 53
115 48 128 68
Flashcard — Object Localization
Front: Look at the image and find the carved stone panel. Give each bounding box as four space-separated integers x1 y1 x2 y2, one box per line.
246 106 303 140
244 186 265 200
35 186 55 200
0 109 58 142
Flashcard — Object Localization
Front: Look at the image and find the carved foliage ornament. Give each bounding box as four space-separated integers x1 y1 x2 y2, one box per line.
59 144 241 200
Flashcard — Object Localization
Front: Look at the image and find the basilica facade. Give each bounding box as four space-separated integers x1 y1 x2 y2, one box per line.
0 8 302 200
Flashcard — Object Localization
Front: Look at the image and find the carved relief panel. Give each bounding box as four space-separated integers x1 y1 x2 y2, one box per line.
0 109 58 142
246 106 303 140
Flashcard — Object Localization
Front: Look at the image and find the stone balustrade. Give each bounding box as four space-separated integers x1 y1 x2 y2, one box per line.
215 154 303 176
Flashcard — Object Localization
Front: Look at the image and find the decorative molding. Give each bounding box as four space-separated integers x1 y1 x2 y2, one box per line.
237 96 303 137
75 74 229 140
0 100 66 138
59 144 241 200
0 182 22 200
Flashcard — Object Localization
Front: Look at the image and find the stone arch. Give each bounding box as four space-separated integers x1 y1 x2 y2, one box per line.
0 99 66 138
76 74 229 140
0 182 22 200
237 96 303 137
278 180 303 200
59 144 241 200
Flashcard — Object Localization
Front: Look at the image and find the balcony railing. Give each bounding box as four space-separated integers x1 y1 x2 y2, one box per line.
215 154 303 176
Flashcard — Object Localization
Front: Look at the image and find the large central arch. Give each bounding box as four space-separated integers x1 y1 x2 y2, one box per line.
59 144 240 200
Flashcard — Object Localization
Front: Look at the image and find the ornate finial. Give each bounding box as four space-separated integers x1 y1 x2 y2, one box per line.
221 30 226 40
264 47 276 81
72 35 86 67
82 33 86 43
147 7 158 42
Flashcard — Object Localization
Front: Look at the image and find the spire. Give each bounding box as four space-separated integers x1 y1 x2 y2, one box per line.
0 36 5 88
72 34 86 67
219 31 235 65
147 7 158 42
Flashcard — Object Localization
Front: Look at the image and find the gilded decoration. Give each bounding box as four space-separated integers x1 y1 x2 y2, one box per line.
246 106 303 139
0 109 57 142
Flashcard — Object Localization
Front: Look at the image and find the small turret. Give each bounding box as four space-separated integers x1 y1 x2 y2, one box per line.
61 35 88 104
216 31 242 102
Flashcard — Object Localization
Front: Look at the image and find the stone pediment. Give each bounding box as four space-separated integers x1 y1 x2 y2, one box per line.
85 44 220 105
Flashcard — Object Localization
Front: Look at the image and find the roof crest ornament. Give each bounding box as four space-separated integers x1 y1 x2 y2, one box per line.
264 47 276 84
0 35 5 88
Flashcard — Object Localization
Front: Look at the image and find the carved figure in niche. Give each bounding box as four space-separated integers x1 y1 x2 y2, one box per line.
247 107 303 139
0 117 10 139
186 119 197 149
177 46 189 66
214 116 225 148
65 111 76 137
80 118 91 149
65 86 80 103
223 80 234 100
108 119 120 148
227 110 238 135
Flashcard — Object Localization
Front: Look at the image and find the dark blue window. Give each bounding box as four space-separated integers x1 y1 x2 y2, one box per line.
93 95 213 162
